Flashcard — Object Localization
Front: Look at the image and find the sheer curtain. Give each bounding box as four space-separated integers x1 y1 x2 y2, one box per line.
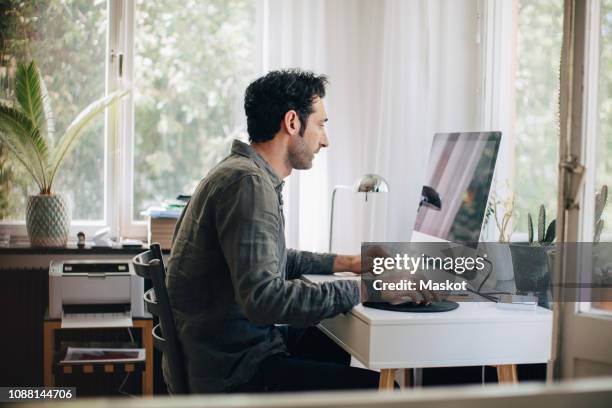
261 0 482 253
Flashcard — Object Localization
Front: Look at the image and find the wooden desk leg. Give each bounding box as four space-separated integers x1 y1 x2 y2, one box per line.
136 320 154 396
403 368 412 388
43 321 60 387
379 369 396 390
496 364 518 383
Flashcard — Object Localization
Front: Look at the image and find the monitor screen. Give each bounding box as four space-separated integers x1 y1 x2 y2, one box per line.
413 132 501 243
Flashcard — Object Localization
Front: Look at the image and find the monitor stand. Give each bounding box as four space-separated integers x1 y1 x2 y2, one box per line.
363 300 459 313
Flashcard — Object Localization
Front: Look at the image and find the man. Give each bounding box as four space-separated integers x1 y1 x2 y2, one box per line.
167 69 412 393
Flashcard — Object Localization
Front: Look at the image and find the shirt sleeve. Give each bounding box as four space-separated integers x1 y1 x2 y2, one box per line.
285 249 336 280
215 174 360 327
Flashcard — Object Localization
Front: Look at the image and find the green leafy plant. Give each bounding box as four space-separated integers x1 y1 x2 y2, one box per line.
0 61 127 195
594 185 608 243
527 204 556 246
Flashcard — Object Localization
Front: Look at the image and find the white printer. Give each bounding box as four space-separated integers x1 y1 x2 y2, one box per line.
49 259 146 328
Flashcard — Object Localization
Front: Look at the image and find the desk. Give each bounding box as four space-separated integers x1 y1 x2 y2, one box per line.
303 274 553 390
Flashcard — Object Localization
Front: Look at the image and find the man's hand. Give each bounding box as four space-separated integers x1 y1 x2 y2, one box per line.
332 245 391 274
359 245 439 305
360 270 438 305
336 247 442 304
361 245 392 274
332 254 361 274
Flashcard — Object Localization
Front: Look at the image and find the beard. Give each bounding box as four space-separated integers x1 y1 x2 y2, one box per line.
287 134 314 170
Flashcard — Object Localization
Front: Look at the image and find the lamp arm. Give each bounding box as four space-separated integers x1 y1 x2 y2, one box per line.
329 185 352 252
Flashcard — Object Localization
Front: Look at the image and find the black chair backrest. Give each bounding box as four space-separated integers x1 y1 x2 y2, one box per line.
133 243 188 394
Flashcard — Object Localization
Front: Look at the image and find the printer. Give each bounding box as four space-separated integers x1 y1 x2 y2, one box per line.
49 259 147 328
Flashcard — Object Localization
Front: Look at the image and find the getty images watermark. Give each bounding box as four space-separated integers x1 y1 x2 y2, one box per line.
360 242 612 307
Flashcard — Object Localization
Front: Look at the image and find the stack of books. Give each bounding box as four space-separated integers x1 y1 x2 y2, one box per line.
141 196 189 250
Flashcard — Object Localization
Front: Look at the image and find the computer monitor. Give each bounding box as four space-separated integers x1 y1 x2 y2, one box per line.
412 132 502 244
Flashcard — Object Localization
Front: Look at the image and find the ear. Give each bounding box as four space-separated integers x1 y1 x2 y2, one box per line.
282 110 301 136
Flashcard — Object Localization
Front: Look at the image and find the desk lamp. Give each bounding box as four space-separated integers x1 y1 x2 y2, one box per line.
328 174 389 252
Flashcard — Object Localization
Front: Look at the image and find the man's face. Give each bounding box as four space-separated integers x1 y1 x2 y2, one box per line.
287 97 329 170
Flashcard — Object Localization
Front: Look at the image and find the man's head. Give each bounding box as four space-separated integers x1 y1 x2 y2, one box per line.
244 69 329 169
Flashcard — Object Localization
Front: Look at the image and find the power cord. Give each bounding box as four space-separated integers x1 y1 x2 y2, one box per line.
466 256 513 302
466 287 499 302
117 328 138 398
118 372 137 398
127 327 135 344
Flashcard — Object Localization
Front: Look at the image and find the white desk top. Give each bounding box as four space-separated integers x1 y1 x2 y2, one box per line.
303 273 553 368
303 273 552 325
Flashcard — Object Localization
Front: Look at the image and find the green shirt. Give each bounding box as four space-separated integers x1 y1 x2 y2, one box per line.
166 140 360 393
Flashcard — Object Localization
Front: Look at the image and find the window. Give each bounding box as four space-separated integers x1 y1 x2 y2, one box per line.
513 0 564 235
1 0 258 238
0 1 589 242
596 0 612 239
1 1 107 223
590 0 612 312
132 0 256 222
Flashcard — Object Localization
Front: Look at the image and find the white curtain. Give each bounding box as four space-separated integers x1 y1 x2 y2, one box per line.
262 0 482 253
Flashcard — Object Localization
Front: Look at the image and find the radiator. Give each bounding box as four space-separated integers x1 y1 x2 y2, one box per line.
0 267 49 386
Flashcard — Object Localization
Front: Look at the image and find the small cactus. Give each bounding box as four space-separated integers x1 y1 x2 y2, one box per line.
595 185 608 221
544 219 556 243
594 185 608 243
537 205 545 243
527 205 555 246
595 219 604 243
528 213 534 244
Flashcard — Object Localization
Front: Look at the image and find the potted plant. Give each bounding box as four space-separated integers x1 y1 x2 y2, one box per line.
509 205 556 306
0 61 127 247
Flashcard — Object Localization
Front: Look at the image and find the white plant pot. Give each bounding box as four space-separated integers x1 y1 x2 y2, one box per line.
26 194 71 247
485 243 515 281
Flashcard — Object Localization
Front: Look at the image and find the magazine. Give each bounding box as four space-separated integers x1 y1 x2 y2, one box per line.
59 347 145 365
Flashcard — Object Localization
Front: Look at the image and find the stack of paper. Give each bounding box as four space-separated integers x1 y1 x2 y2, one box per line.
148 217 177 250
60 347 145 365
141 196 190 249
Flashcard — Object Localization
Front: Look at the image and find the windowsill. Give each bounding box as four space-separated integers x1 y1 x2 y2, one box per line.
0 241 169 255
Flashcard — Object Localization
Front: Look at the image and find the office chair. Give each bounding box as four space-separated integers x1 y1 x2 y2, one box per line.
132 243 189 394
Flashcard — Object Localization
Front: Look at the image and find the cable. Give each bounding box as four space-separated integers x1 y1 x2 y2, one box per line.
127 327 135 344
470 256 513 301
476 260 493 293
118 327 138 398
118 372 138 399
466 287 499 302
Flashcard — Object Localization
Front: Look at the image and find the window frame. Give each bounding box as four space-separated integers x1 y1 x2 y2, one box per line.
1 0 127 241
115 0 147 239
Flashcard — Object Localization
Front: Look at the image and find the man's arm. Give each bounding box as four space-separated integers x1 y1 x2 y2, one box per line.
216 175 361 327
285 251 361 280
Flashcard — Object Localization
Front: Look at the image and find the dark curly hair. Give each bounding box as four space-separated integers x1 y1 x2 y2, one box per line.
244 69 328 143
